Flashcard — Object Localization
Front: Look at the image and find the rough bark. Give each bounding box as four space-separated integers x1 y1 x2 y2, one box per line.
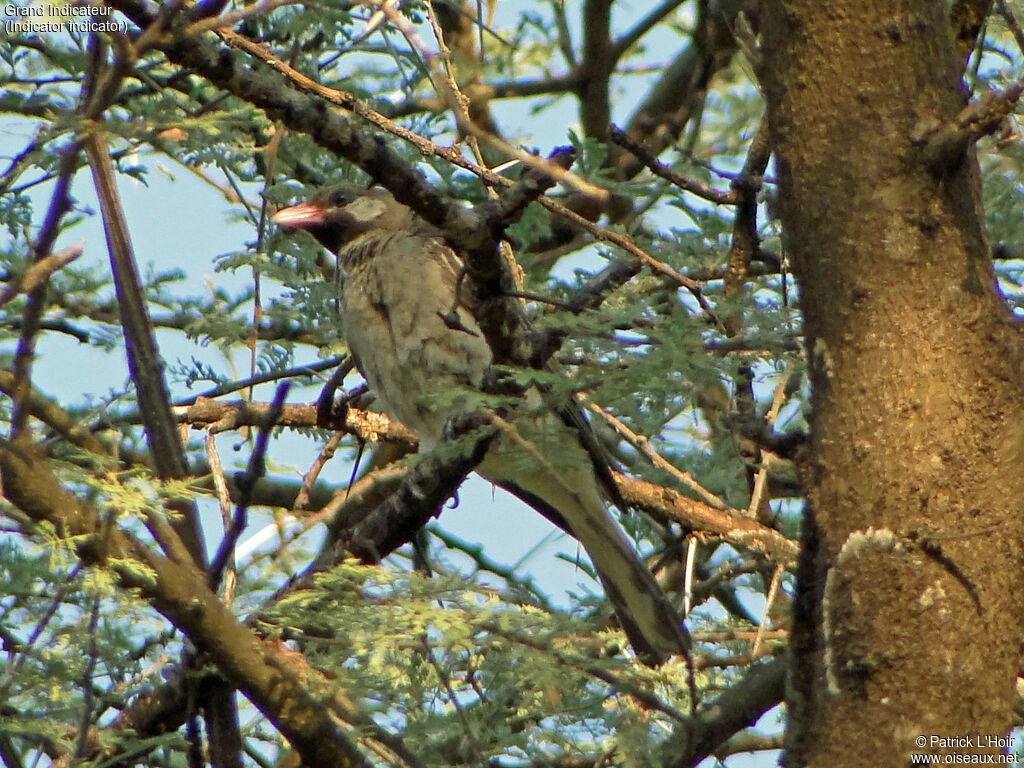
760 2 1024 765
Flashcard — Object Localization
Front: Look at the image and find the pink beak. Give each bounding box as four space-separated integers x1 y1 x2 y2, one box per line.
272 203 327 229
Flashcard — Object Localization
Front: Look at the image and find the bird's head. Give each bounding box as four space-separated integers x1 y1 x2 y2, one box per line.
273 185 421 255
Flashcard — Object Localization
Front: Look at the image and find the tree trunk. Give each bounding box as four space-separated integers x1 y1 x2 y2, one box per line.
760 2 1024 765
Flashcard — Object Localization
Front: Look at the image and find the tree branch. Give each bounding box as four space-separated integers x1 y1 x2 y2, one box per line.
615 0 747 180
579 0 615 140
0 436 387 768
911 82 1024 172
609 124 738 205
616 473 799 564
84 129 208 568
662 657 787 766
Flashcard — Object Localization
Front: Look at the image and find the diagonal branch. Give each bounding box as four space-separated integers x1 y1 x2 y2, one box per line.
10 148 79 438
0 436 387 768
0 242 82 309
661 657 787 766
84 129 207 569
613 0 689 59
609 124 737 205
615 0 746 180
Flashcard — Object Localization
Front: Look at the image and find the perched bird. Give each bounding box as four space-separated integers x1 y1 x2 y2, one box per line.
273 185 689 664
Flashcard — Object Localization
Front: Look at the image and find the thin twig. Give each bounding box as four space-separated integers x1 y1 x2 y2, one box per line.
241 463 410 574
380 1 609 205
174 355 348 407
751 564 784 660
587 403 728 510
613 0 688 59
682 535 698 616
609 125 736 205
209 382 290 590
538 195 724 329
0 563 84 702
422 638 486 766
293 431 345 512
479 619 690 723
746 369 790 522
11 149 80 438
74 597 102 760
427 524 557 612
205 432 237 605
0 242 83 308
995 0 1024 57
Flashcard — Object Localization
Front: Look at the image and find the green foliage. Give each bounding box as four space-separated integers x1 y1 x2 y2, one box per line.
270 561 697 765
0 541 180 759
1 1 1021 766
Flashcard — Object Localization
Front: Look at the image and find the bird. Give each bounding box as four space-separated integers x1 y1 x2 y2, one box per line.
273 184 690 665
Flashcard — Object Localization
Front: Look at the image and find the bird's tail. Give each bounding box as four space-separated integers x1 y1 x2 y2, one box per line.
479 418 690 666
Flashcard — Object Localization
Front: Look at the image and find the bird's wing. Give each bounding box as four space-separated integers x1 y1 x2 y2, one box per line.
341 229 492 449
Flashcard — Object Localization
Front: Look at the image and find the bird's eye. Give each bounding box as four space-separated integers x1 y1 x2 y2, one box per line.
329 189 352 207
